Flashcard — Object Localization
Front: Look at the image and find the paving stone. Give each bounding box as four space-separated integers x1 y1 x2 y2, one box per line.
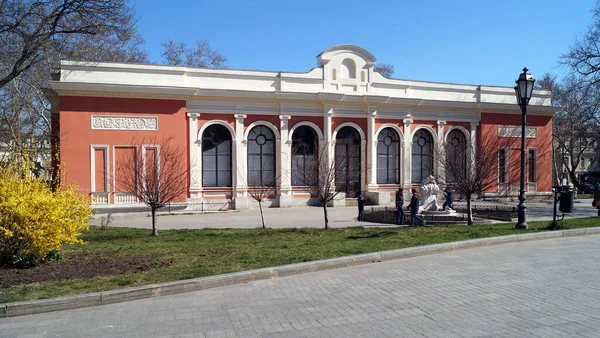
2 235 600 337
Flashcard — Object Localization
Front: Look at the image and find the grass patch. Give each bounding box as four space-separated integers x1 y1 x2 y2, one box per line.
1 217 599 303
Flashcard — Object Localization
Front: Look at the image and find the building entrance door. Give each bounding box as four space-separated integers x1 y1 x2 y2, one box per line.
335 127 361 196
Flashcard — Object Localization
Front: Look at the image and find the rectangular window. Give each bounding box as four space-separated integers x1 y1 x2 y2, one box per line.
498 148 507 183
528 149 537 183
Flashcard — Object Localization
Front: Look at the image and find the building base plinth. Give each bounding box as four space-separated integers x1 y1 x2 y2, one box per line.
277 194 294 208
365 191 391 205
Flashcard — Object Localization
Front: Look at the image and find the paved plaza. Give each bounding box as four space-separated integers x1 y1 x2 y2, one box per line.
90 199 599 230
2 234 600 337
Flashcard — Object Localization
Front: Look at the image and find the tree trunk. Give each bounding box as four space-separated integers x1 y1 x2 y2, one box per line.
466 194 473 225
322 204 329 230
258 200 265 229
151 207 158 236
568 170 580 191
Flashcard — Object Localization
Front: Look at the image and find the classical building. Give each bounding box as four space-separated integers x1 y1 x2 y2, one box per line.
46 45 559 209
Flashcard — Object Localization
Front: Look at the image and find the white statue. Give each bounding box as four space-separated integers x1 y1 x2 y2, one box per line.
420 175 440 211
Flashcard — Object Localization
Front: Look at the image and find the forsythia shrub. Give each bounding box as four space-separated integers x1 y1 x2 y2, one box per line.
0 163 92 266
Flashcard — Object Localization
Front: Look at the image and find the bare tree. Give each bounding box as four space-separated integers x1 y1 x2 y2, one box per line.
113 135 189 236
0 0 140 89
434 134 515 225
374 63 395 78
537 73 600 189
246 181 278 229
161 39 227 68
1 0 148 180
292 142 362 229
561 1 600 86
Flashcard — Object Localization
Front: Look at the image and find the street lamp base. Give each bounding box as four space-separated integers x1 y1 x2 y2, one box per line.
515 222 528 229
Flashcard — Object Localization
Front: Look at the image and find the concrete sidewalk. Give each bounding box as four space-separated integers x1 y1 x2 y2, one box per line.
90 199 599 230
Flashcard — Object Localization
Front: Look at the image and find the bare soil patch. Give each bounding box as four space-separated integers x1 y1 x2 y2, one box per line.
0 251 172 288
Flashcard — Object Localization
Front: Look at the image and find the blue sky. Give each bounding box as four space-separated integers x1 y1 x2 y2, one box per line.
133 0 597 86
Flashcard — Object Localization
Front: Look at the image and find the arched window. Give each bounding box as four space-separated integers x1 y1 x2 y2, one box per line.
335 126 361 195
377 128 400 184
341 58 356 79
202 124 232 187
411 129 433 184
247 125 276 186
446 129 467 182
292 126 318 186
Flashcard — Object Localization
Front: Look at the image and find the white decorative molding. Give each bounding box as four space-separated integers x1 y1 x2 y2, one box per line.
498 126 537 138
92 116 158 130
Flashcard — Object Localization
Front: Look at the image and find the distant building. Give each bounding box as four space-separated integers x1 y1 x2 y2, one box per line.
45 45 559 208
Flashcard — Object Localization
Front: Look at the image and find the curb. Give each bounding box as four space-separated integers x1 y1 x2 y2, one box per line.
2 227 600 318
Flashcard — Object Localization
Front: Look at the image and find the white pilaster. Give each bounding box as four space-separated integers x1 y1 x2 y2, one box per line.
470 121 478 155
437 120 447 183
187 112 201 198
367 106 377 191
324 105 334 163
234 114 248 209
278 115 293 207
403 116 413 189
470 121 479 177
324 105 344 207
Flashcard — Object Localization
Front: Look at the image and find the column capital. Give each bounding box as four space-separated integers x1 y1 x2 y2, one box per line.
403 116 413 125
186 112 200 119
324 105 334 115
234 114 247 122
470 121 480 129
279 115 291 121
437 120 447 127
367 106 377 117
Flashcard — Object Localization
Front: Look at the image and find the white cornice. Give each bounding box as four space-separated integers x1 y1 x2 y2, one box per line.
54 50 559 118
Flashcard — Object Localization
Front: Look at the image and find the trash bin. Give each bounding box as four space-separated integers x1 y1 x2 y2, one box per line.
559 189 574 213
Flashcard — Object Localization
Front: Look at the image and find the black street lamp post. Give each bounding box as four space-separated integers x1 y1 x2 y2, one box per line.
514 67 535 229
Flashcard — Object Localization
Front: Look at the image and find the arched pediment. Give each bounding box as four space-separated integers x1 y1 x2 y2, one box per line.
316 45 377 67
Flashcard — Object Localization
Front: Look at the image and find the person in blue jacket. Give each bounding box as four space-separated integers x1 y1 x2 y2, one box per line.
355 191 366 221
407 188 426 226
395 188 405 225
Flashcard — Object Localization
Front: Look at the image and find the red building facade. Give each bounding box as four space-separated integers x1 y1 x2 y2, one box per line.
47 45 558 209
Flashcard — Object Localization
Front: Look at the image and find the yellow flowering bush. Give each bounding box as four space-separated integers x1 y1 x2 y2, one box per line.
0 162 91 266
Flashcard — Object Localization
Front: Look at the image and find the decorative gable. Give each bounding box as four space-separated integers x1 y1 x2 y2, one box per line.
316 45 377 93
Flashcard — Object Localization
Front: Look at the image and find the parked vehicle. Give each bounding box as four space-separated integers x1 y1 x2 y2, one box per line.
579 183 600 194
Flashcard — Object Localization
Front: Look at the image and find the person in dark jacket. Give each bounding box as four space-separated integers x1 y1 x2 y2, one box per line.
594 187 600 217
442 184 454 211
355 191 366 221
395 188 405 225
407 188 426 226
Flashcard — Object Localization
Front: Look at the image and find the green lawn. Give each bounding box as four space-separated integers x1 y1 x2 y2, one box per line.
1 217 599 303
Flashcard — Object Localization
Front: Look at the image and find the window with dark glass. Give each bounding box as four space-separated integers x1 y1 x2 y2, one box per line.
446 129 467 182
202 124 232 187
247 125 276 186
335 126 361 195
291 126 318 186
377 128 399 184
499 148 507 183
411 129 433 184
528 149 537 183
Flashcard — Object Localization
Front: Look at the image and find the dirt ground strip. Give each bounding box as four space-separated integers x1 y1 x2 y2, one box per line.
0 251 172 288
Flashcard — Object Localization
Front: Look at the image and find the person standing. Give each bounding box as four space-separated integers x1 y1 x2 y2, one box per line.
407 188 426 226
356 191 366 221
395 188 405 225
442 184 454 211
594 187 600 217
